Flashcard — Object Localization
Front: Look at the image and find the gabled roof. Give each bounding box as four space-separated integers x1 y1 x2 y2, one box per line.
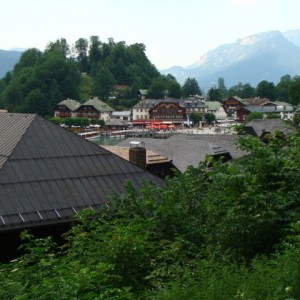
244 119 293 137
133 98 203 110
263 101 293 109
244 97 270 106
111 111 131 117
0 113 163 231
55 99 81 111
206 101 221 111
138 89 148 95
223 96 247 105
105 119 132 126
80 97 114 112
150 100 183 111
0 113 36 169
116 134 244 173
242 106 293 113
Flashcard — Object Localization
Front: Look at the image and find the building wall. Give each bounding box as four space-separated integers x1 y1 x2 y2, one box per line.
149 102 186 122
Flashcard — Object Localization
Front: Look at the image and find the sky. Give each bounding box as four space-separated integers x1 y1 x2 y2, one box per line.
1 0 300 70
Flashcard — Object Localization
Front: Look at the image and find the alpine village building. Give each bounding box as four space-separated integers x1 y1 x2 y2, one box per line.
54 95 295 127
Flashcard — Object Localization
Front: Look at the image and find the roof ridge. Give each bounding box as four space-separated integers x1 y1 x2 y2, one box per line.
0 113 36 170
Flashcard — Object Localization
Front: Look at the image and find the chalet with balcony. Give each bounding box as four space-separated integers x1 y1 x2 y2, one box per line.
54 99 81 118
132 98 199 126
74 97 113 121
149 100 186 125
222 96 247 118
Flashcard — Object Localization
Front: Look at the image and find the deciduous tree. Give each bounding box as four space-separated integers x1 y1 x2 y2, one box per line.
182 77 201 97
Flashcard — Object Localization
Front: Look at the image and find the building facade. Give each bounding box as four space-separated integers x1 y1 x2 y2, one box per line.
73 97 114 121
149 101 186 124
54 99 81 118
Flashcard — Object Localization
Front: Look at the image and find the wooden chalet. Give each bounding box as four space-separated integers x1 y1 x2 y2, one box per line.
74 97 113 121
222 96 247 118
53 99 81 118
149 100 186 125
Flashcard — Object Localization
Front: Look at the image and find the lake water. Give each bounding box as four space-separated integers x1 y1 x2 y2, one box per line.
87 135 127 146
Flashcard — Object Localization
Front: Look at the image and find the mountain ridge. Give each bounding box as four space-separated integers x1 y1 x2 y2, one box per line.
162 30 300 89
0 49 23 78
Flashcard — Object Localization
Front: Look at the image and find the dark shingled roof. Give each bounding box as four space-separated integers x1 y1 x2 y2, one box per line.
116 134 245 173
244 119 294 137
0 113 163 232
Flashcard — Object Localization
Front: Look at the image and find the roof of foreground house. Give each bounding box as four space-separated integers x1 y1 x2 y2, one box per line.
0 113 163 232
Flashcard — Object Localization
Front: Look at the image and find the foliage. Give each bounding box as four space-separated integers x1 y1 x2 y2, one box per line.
190 112 202 126
204 112 216 124
0 48 80 115
79 73 95 101
217 77 227 98
92 67 116 100
245 111 264 122
0 134 300 298
231 123 246 134
255 80 277 101
276 74 291 102
147 75 182 99
227 82 255 98
64 117 90 127
0 37 162 115
266 113 281 119
47 116 64 124
207 86 223 101
289 76 300 106
182 77 201 97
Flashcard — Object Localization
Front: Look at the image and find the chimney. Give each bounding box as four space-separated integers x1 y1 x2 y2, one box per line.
129 141 146 169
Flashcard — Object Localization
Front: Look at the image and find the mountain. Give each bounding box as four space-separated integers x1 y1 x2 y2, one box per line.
0 49 23 78
283 30 300 47
161 30 300 89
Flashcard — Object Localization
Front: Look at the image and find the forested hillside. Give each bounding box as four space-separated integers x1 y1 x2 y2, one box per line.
0 37 161 115
1 36 300 117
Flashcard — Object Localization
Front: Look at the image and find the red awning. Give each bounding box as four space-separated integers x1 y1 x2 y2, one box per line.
132 120 151 125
